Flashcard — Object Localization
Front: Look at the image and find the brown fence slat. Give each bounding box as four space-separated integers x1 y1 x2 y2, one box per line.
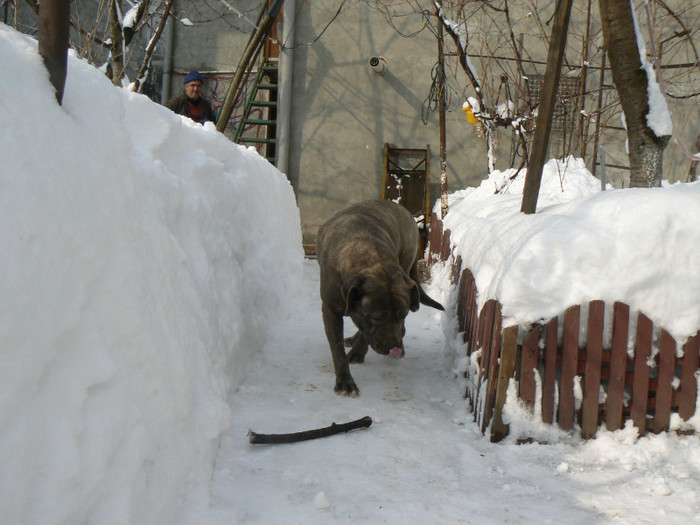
461 270 471 344
474 301 495 425
492 325 519 442
558 305 580 431
429 214 442 262
428 213 436 260
461 269 472 344
520 326 541 409
457 268 469 334
476 299 489 356
678 333 700 421
582 300 604 439
440 229 452 261
475 301 496 427
482 304 503 434
467 277 478 352
451 255 462 286
605 302 629 431
480 301 497 381
654 330 676 433
631 313 653 435
542 316 558 424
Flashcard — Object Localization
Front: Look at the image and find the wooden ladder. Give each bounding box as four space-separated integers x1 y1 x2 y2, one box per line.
234 61 278 164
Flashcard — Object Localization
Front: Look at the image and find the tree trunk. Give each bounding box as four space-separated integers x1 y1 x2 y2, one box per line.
109 0 124 86
598 0 670 187
688 133 700 183
38 0 70 105
521 0 573 214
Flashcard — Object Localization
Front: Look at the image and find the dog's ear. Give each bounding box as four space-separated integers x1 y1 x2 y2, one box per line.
409 281 420 312
342 276 364 315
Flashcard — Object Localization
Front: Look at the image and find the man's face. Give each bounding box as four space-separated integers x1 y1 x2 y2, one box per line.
185 80 202 100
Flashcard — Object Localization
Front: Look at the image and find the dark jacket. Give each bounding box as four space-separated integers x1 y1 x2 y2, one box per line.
165 93 218 125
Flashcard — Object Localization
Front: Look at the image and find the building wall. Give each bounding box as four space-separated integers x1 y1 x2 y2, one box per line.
285 2 488 245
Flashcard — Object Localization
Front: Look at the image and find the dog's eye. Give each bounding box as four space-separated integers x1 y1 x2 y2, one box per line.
371 312 387 323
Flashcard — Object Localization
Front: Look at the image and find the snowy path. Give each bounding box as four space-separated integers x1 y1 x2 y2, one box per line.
208 260 700 524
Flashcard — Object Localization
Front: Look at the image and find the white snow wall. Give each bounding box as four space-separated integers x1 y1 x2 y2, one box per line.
0 27 304 524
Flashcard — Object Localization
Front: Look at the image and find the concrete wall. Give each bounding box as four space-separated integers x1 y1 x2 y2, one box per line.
285 2 488 245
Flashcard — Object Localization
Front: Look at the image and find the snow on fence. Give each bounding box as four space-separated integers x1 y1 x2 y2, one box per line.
428 213 700 442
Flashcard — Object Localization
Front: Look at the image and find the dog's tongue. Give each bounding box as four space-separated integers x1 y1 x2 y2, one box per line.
388 346 404 359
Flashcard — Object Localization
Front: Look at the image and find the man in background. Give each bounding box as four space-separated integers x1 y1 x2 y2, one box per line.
165 70 218 125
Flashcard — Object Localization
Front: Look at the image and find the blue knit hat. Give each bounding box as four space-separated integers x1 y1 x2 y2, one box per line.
184 70 204 85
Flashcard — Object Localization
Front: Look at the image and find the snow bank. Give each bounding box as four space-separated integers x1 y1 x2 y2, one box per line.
0 26 303 524
437 157 700 342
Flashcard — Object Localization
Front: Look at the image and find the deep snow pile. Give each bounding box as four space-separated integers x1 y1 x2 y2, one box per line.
0 26 302 524
437 157 700 342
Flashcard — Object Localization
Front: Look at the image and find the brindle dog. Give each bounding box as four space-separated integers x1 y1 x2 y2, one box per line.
316 200 444 396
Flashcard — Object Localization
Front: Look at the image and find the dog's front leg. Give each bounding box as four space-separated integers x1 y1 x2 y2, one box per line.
345 331 369 363
322 303 359 396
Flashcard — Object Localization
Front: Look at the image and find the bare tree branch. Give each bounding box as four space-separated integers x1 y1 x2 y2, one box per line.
130 0 173 93
248 416 373 445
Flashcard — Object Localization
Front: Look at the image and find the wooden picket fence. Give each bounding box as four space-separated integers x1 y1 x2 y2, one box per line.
428 213 700 441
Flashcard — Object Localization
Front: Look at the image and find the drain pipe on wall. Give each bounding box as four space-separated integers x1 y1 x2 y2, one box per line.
276 0 295 176
161 8 175 104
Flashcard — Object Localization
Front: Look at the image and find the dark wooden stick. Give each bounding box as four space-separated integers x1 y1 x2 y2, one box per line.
248 416 372 445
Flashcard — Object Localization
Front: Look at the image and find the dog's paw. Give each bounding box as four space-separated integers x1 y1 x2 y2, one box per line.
343 332 362 348
334 377 360 397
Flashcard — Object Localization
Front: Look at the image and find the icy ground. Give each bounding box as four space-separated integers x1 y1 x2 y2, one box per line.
208 260 700 524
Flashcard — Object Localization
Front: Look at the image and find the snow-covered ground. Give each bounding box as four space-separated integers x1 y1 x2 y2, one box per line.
208 258 700 524
3 23 700 525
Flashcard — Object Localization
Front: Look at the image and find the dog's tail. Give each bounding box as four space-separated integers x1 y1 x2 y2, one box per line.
418 284 444 311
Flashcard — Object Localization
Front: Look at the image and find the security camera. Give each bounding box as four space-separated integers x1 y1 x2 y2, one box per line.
369 56 388 75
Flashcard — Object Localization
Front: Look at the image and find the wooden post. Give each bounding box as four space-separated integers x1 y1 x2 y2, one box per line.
542 317 558 424
491 325 519 442
590 50 607 178
519 326 542 409
381 143 389 199
521 0 574 214
654 330 676 433
605 302 629 431
631 313 653 435
482 302 503 435
581 300 604 439
558 305 580 431
678 334 700 421
436 8 449 219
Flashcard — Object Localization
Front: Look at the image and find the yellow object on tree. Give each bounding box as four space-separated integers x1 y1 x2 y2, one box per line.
462 104 479 124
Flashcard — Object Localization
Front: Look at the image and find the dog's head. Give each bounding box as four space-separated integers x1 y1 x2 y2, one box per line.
342 270 420 357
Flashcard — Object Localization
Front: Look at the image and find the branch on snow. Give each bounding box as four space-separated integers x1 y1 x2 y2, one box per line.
248 416 373 445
